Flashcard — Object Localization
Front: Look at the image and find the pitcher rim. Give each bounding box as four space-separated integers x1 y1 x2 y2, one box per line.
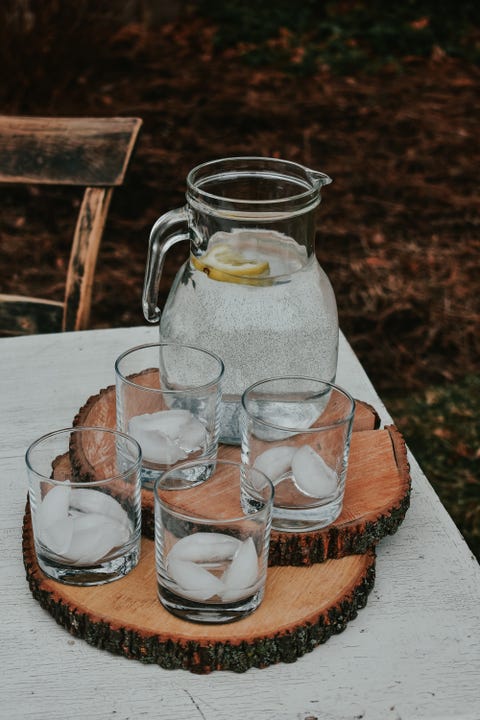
186 156 331 208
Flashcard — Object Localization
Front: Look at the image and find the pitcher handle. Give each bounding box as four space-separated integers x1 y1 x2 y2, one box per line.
142 207 189 323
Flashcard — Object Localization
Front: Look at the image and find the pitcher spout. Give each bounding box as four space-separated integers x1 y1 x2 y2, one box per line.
307 169 332 188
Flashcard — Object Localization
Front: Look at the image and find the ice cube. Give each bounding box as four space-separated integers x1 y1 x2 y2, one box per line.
251 400 322 441
128 409 206 464
69 488 129 528
166 557 225 601
221 537 259 601
128 415 187 464
37 484 71 530
65 513 131 565
168 532 241 563
176 416 207 453
253 445 296 483
39 516 74 556
131 408 190 436
291 445 338 498
144 431 187 464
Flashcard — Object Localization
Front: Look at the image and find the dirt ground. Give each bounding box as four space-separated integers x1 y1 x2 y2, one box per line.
1 13 479 550
1 16 478 390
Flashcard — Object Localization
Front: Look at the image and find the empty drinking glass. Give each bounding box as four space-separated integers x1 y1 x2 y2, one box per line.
115 342 224 489
154 459 274 623
26 426 142 585
241 376 355 532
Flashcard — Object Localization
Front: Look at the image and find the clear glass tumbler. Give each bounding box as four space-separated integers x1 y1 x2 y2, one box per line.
115 342 224 489
241 376 355 532
26 426 142 585
154 459 274 623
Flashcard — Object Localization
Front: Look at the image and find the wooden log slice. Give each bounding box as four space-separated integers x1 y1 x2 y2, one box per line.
22 505 375 675
73 383 410 565
271 424 411 564
73 375 380 437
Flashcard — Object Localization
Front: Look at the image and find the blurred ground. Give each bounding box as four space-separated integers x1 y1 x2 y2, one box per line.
0 6 478 555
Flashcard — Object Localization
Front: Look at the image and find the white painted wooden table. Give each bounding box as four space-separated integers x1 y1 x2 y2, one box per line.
1 326 479 720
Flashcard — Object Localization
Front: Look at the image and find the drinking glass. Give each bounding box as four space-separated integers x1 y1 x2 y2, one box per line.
26 426 142 585
115 342 224 489
154 459 274 623
241 376 355 532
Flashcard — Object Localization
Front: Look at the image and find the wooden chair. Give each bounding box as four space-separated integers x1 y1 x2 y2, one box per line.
0 115 142 335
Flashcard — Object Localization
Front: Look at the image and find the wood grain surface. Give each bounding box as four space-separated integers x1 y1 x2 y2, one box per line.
74 382 410 564
22 509 375 674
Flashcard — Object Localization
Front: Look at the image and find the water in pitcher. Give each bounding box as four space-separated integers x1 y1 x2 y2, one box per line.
159 229 338 443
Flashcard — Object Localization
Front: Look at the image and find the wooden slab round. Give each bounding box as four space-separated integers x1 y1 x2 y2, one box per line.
74 382 410 565
22 505 375 674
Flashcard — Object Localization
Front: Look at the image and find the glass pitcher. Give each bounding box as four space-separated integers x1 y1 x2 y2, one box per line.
142 157 338 444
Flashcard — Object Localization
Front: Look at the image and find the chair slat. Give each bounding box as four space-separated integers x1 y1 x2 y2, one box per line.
0 116 142 186
0 295 64 335
63 186 113 331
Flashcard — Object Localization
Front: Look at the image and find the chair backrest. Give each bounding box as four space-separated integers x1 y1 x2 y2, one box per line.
0 115 142 335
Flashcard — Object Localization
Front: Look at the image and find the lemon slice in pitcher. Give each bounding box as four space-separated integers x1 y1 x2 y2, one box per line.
192 243 270 283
